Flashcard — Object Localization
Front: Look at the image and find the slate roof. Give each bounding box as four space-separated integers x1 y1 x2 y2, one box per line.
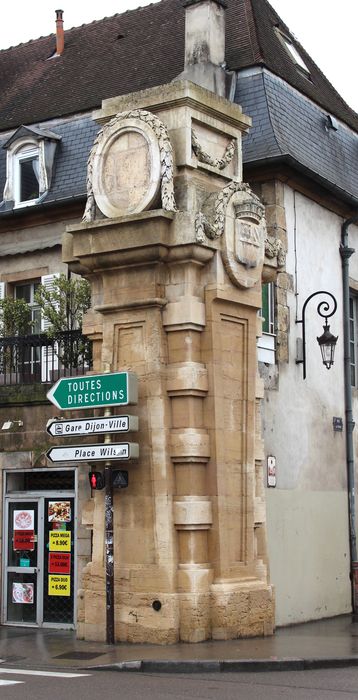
0 0 357 212
237 70 358 204
227 0 358 133
0 0 357 132
0 116 100 211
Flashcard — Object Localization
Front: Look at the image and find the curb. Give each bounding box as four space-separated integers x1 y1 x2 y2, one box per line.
88 656 358 673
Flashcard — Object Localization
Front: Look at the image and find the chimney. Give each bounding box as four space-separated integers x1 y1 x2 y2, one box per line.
55 9 64 56
176 0 227 96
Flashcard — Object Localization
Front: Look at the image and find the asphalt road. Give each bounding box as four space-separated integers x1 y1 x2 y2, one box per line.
1 667 358 699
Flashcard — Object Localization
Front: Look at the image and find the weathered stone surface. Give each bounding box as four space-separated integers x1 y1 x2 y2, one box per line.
66 80 274 643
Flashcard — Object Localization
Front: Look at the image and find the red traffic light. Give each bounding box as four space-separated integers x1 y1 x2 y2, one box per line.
88 471 104 490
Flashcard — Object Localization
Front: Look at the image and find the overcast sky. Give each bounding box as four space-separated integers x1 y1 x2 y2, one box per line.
0 0 357 113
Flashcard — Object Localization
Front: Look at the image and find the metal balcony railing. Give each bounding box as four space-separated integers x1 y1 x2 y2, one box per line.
0 331 92 386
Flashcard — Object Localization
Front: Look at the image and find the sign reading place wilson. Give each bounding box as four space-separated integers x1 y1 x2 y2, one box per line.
47 372 138 411
46 442 139 463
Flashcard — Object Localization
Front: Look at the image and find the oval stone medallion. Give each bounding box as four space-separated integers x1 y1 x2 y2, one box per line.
92 120 161 219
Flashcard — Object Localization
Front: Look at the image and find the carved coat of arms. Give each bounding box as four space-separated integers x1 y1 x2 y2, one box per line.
234 200 265 270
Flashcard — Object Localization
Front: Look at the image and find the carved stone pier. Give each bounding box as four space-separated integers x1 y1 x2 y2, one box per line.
64 81 274 643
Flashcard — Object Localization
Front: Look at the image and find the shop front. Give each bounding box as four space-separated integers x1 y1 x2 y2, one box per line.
2 468 76 628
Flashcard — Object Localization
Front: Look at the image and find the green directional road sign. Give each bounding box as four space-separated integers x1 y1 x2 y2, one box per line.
47 372 138 411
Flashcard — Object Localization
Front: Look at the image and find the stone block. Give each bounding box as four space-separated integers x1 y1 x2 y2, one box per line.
170 428 210 460
174 497 212 528
167 362 209 395
163 296 206 330
264 204 287 231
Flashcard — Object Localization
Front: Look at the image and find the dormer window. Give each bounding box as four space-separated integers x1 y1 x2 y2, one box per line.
274 27 310 76
1 125 61 211
14 146 40 206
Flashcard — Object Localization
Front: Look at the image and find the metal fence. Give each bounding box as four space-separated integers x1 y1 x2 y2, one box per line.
0 331 92 386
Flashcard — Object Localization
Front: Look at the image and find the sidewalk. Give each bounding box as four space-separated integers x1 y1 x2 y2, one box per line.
1 615 358 673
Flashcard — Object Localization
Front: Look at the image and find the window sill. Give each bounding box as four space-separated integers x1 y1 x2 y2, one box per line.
14 199 38 209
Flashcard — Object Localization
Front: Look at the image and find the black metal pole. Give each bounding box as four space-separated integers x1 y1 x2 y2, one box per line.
104 460 114 644
340 215 358 618
103 393 115 645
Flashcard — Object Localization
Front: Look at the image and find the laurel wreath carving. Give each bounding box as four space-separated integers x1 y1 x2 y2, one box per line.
195 181 258 243
195 180 286 268
191 129 236 171
83 109 177 222
264 236 286 267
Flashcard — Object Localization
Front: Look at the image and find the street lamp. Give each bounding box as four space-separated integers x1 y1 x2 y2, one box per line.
296 291 338 379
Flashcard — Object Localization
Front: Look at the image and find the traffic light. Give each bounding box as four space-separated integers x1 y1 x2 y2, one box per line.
111 470 128 489
88 471 104 490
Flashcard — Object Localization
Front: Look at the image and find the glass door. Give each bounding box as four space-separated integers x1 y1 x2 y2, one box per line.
3 495 75 627
43 497 75 625
4 499 42 625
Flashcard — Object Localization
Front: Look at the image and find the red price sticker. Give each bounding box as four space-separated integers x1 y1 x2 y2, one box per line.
13 530 35 551
48 552 71 574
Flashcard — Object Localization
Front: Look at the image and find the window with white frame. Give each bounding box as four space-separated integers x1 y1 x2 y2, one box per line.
0 276 61 382
2 125 61 210
257 282 276 364
14 281 41 333
14 146 40 206
349 292 358 387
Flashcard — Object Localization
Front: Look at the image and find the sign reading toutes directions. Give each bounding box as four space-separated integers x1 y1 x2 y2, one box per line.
47 372 138 410
47 442 139 463
46 414 138 437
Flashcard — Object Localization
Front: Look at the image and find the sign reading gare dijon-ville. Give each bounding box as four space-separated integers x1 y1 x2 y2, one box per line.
46 372 139 464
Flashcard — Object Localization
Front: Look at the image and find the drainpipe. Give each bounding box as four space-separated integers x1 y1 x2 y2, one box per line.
340 214 358 618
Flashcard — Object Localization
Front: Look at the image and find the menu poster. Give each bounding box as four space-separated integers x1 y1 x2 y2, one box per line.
48 552 71 575
49 530 71 552
13 530 35 551
13 510 34 530
12 582 34 605
48 502 71 523
48 575 70 597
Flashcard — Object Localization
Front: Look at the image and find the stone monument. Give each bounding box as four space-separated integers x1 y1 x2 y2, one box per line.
64 77 275 642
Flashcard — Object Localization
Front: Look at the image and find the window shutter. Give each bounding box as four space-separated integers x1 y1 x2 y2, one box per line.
0 283 5 376
40 274 60 382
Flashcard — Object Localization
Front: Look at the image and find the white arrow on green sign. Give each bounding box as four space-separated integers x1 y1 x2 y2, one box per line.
47 372 138 411
46 442 139 463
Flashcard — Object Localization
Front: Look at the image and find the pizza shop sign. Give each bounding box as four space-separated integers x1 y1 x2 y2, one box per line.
13 510 35 551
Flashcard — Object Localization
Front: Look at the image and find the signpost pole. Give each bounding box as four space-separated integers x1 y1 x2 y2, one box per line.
103 399 115 645
105 458 115 645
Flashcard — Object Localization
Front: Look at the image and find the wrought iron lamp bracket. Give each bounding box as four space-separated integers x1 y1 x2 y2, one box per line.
296 290 338 380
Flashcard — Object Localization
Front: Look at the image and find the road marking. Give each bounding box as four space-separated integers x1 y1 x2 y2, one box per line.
0 668 90 678
0 680 24 686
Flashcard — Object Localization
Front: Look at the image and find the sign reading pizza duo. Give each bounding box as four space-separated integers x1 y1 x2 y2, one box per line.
46 372 138 411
